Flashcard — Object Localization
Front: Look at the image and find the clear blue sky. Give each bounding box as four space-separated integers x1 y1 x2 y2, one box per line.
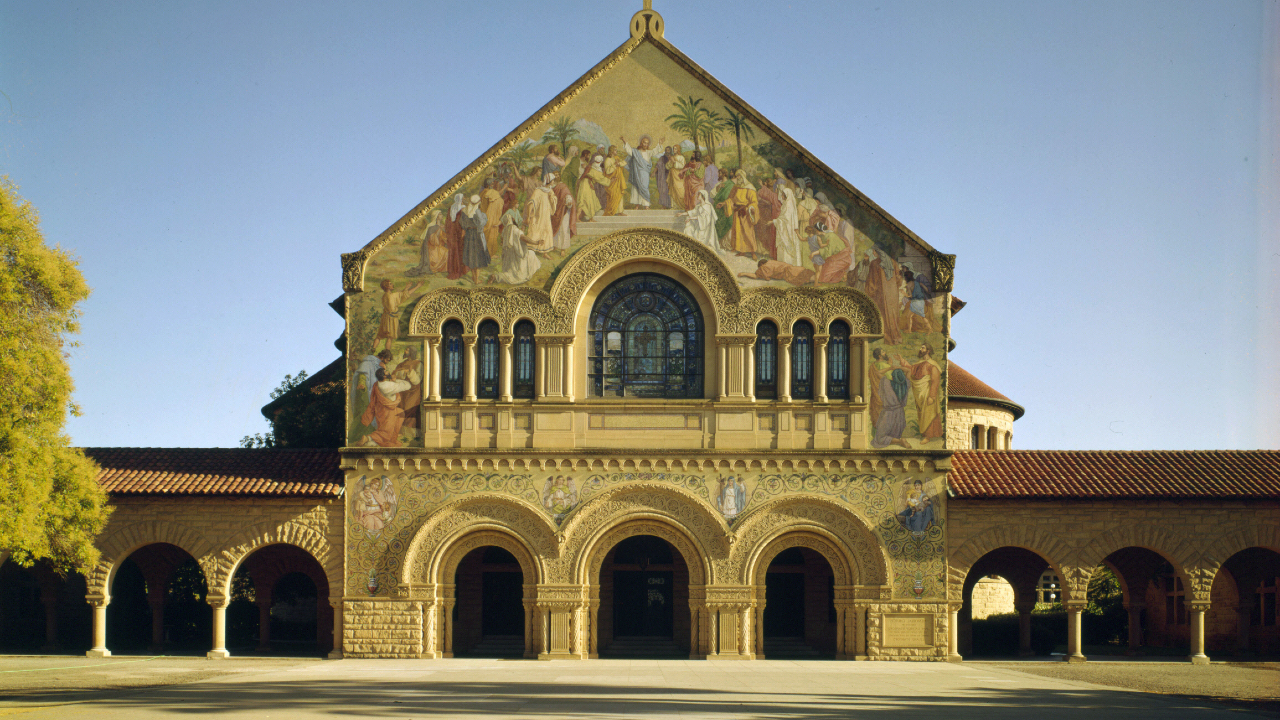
2 0 1276 450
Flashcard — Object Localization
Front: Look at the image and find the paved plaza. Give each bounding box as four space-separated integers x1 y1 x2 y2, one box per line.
0 657 1274 718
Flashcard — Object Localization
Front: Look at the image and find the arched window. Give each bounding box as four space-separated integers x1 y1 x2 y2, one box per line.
755 320 778 400
513 320 536 399
971 426 982 450
791 320 814 400
987 426 1000 450
477 320 500 399
588 273 704 398
827 320 850 400
441 320 464 399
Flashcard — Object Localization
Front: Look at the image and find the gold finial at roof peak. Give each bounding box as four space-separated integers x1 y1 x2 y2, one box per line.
631 2 664 39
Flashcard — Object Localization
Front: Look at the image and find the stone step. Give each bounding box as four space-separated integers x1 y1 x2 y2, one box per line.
761 637 826 658
460 634 524 658
575 210 683 237
600 636 686 658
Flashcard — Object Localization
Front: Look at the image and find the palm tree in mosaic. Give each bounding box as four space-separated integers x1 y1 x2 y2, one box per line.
722 106 755 170
541 116 580 162
700 108 728 164
665 95 706 151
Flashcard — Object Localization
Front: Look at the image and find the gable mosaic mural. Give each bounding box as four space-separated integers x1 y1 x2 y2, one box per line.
344 39 950 452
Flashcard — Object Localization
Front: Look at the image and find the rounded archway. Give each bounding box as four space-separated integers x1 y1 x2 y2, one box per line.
1215 547 1280 655
760 547 837 658
597 534 690 658
451 545 528 659
960 547 1062 658
107 543 209 654
0 559 91 653
228 543 331 656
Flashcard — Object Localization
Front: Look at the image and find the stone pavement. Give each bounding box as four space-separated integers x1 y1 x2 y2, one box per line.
0 656 1267 718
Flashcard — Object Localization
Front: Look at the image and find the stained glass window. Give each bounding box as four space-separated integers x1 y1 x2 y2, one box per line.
827 320 850 400
791 320 814 400
755 320 778 400
588 273 704 398
441 320 464 399
477 320 500 399
513 320 536 399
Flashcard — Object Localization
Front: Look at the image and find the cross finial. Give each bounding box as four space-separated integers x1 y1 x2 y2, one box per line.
630 1 663 38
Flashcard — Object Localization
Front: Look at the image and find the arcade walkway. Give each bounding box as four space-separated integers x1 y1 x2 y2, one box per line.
0 656 1271 718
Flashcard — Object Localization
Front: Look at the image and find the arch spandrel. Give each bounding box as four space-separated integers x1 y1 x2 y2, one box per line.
557 483 729 585
729 495 889 588
401 494 558 587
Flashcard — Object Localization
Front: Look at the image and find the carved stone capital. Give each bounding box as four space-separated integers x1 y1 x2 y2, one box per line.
929 251 956 293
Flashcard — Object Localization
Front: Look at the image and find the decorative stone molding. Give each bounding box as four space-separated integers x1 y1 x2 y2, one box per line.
1075 524 1198 594
928 251 956 294
947 523 1077 601
731 495 890 587
746 531 854 587
401 494 558 586
210 521 340 599
435 529 543 588
579 518 712 587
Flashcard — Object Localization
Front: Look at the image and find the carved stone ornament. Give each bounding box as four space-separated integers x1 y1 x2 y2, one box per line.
728 495 890 587
402 494 558 586
408 229 883 336
928 251 956 294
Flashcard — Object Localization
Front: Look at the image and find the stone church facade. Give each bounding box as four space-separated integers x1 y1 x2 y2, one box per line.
3 8 1276 664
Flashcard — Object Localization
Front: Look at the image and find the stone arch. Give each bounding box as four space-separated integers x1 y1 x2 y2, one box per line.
948 523 1077 601
551 229 739 335
747 530 855 588
401 494 558 587
88 520 217 598
212 522 339 600
731 495 889 588
561 484 728 585
1076 524 1198 600
430 528 543 587
737 285 881 337
1197 524 1280 602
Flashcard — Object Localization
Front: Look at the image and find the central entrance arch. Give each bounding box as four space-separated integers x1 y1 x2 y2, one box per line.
598 535 690 658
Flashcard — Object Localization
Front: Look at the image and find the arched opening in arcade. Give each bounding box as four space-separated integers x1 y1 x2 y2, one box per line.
452 546 527 658
1080 548 1191 658
0 559 91 653
598 535 691 658
1212 547 1280 657
960 547 1064 658
228 544 332 656
760 547 837 658
107 543 210 654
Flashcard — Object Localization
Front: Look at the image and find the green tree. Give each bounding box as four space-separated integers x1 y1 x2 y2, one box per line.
540 116 580 160
501 140 538 174
241 359 345 449
721 107 755 170
665 96 706 151
700 109 728 164
0 177 110 573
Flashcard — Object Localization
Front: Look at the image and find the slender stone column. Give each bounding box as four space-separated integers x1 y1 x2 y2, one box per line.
427 337 442 401
814 336 829 402
755 604 766 658
1188 601 1210 665
739 606 752 658
778 337 792 402
1236 604 1251 654
462 335 478 401
86 596 111 657
947 603 963 662
716 343 727 399
1125 602 1144 653
443 598 456 657
745 339 756 401
1015 601 1035 657
562 341 575 402
499 335 513 402
1065 601 1086 663
328 599 344 659
535 343 546 399
208 597 230 659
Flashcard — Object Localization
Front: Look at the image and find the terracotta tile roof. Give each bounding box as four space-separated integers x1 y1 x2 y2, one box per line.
83 448 343 497
947 361 1024 419
950 450 1280 499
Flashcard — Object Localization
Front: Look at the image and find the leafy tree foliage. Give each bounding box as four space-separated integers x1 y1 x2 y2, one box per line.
0 177 109 573
241 362 344 449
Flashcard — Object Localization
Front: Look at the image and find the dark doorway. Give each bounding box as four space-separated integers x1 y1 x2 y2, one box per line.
599 534 688 657
453 545 525 658
761 547 835 658
613 571 674 637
